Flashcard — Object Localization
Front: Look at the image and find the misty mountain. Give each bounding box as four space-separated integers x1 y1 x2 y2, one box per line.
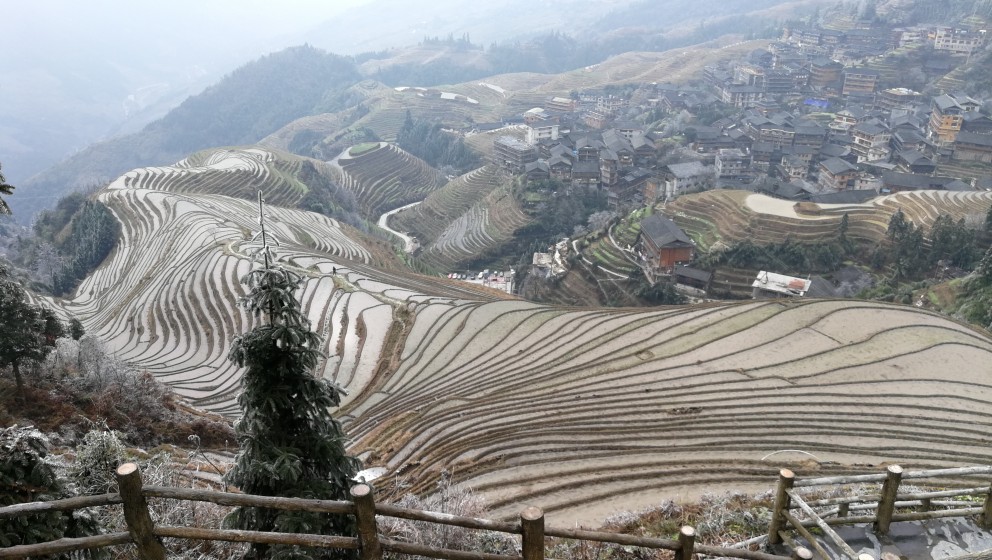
10 46 361 220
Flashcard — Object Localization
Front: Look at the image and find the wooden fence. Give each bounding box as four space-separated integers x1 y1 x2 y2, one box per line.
767 465 992 560
0 463 811 560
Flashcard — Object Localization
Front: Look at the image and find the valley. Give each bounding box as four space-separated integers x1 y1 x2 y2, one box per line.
7 0 992 536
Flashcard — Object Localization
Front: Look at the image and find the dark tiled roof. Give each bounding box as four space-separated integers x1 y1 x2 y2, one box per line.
811 190 877 203
640 214 692 248
675 267 712 283
956 131 992 148
821 157 858 174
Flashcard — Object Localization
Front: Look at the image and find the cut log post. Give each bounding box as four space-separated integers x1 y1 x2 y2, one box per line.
768 469 796 545
982 485 992 530
792 547 814 560
920 498 932 512
116 463 167 560
351 484 383 560
676 526 696 560
875 465 903 535
838 503 849 517
521 506 545 560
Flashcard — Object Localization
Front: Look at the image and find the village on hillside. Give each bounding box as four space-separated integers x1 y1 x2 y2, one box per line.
471 14 992 300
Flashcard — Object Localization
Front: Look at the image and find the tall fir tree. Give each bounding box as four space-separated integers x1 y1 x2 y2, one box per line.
0 267 54 394
0 162 12 215
224 193 361 560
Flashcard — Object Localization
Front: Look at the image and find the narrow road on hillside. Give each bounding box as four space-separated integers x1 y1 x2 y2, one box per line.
378 201 422 253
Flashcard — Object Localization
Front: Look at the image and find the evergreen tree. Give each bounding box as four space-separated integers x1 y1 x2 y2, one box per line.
0 267 51 393
0 162 12 215
224 193 360 560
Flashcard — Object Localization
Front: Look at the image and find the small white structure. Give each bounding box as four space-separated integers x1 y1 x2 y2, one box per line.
752 271 810 299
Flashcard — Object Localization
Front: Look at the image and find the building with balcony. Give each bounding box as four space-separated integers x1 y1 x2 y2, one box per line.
934 27 985 54
841 68 879 97
493 136 537 172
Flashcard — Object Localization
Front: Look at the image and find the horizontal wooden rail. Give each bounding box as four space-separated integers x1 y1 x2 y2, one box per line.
153 526 359 549
543 526 678 549
143 485 355 514
379 538 517 560
795 466 992 487
376 503 520 534
801 486 988 508
542 525 793 560
901 466 992 480
891 507 984 521
771 465 992 560
847 500 977 512
0 532 132 558
0 493 121 518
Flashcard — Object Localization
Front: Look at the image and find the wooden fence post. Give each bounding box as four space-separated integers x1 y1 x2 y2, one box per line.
676 526 696 560
351 484 383 560
792 546 813 560
981 485 992 530
521 506 545 560
875 465 903 535
116 463 166 560
768 469 795 545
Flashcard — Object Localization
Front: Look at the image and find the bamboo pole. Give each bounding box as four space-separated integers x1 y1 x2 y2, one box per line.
786 490 860 560
0 493 121 518
768 469 795 545
116 463 167 560
875 465 903 535
143 486 354 514
521 506 545 560
0 532 131 558
154 526 358 549
351 484 383 560
676 526 696 560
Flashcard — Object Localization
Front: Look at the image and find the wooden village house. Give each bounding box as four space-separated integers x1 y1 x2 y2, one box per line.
638 214 694 282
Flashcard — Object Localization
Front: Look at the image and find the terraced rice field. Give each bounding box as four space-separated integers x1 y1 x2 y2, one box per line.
336 143 446 215
110 147 329 209
51 172 992 526
391 165 503 246
344 298 992 524
666 190 992 250
416 176 532 270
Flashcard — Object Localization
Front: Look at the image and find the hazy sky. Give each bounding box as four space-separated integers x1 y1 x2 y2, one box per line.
3 0 376 72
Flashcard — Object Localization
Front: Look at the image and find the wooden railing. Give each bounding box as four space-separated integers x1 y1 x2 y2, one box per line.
0 463 809 560
767 465 992 560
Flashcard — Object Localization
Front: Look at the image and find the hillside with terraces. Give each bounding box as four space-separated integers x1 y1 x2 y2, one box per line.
387 164 534 271
335 143 447 216
664 189 992 254
37 172 992 526
114 147 327 209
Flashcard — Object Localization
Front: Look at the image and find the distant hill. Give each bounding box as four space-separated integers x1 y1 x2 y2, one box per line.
11 46 361 221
